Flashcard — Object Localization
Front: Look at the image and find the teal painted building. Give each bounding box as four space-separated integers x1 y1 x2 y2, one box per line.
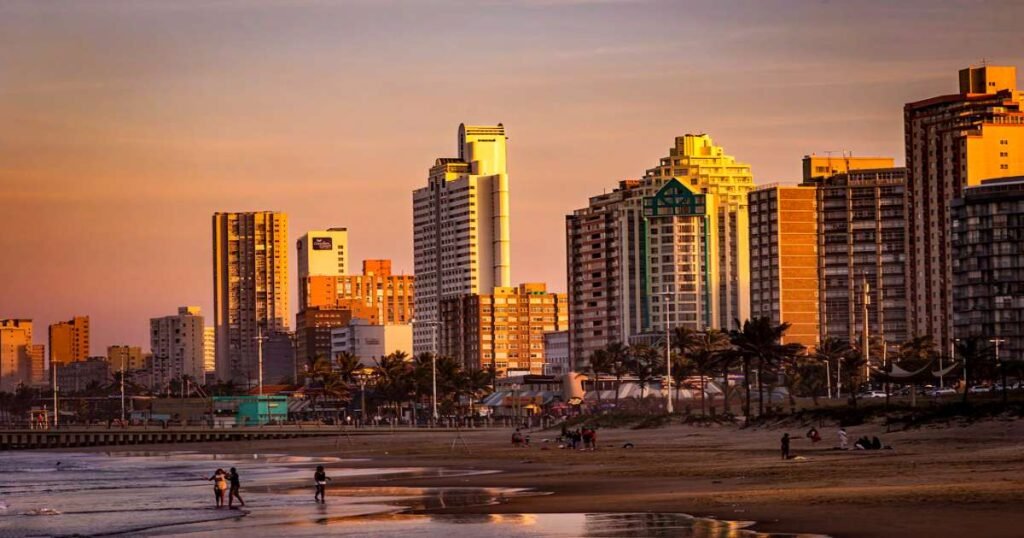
213 395 288 425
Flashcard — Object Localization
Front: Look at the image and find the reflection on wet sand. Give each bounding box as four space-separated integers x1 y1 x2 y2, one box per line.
0 452 827 538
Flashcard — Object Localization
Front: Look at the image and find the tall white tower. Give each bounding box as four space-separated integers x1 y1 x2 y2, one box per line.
412 124 512 354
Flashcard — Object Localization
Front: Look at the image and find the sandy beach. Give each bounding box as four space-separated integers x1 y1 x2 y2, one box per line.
60 417 1024 537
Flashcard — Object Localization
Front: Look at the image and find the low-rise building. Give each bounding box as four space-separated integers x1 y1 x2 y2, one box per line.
107 345 145 372
330 320 412 367
303 260 414 325
295 307 369 366
150 307 206 389
439 283 568 376
55 356 111 393
543 331 570 376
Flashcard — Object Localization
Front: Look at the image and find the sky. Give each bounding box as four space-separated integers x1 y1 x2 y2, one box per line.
1 0 1023 353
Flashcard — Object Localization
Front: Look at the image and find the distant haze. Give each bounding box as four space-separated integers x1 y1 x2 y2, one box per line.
1 0 1022 351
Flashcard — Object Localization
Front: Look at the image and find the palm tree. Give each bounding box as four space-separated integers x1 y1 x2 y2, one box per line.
334 351 362 384
729 317 804 417
629 344 661 402
840 350 867 408
814 338 851 400
711 347 740 416
585 349 613 411
789 357 829 407
606 342 630 408
374 351 413 422
671 351 696 411
691 330 730 415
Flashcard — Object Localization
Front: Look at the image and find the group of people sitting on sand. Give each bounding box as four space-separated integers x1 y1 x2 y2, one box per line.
853 435 886 450
782 427 892 459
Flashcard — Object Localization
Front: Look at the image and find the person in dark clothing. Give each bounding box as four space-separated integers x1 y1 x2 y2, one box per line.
871 436 882 450
313 465 330 503
781 433 791 460
228 467 244 507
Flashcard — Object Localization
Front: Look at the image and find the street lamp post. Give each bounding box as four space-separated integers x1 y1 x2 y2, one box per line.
257 327 265 397
52 362 59 428
990 338 1007 403
825 360 832 400
952 338 962 388
121 354 126 423
658 291 674 414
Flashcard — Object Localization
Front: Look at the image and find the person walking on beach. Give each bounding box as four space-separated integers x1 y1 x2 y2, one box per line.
208 468 228 508
838 427 849 450
781 433 791 460
228 467 245 508
313 465 331 503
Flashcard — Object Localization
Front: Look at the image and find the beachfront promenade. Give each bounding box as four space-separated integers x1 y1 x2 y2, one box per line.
0 424 476 450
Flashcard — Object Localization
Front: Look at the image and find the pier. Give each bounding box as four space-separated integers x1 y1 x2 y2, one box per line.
0 425 397 450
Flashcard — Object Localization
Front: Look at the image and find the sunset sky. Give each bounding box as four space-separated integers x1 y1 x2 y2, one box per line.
2 0 1022 353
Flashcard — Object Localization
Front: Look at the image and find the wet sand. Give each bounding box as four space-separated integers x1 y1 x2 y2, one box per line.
65 418 1024 538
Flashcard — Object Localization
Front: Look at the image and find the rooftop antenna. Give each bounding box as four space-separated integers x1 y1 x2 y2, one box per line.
823 150 839 175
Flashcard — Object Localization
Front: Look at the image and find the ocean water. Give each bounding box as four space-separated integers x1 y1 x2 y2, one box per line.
0 452 825 537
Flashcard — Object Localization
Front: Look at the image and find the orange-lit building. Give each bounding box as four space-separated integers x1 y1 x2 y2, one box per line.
303 260 414 325
748 186 819 350
439 283 568 377
49 316 90 365
905 65 1024 348
1 319 34 391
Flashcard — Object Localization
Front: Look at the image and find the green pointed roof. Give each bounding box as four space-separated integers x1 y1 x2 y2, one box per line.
643 178 706 217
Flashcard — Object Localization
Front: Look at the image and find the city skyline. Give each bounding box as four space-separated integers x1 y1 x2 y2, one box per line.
2 1 1023 351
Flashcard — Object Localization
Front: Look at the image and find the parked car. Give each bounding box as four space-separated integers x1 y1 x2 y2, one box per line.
858 390 887 399
968 384 993 394
928 387 958 397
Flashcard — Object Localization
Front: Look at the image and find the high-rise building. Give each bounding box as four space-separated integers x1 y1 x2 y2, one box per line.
566 134 755 370
212 211 289 385
748 185 820 349
296 228 349 311
107 345 145 372
645 134 756 330
330 319 413 368
804 167 909 346
952 176 1024 362
203 327 215 373
48 316 90 366
566 180 644 370
413 124 511 354
802 155 896 182
905 65 1024 348
439 283 567 376
0 319 33 391
150 306 206 389
303 260 414 325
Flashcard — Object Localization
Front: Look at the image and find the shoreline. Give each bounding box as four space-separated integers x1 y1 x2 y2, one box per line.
54 418 1024 538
